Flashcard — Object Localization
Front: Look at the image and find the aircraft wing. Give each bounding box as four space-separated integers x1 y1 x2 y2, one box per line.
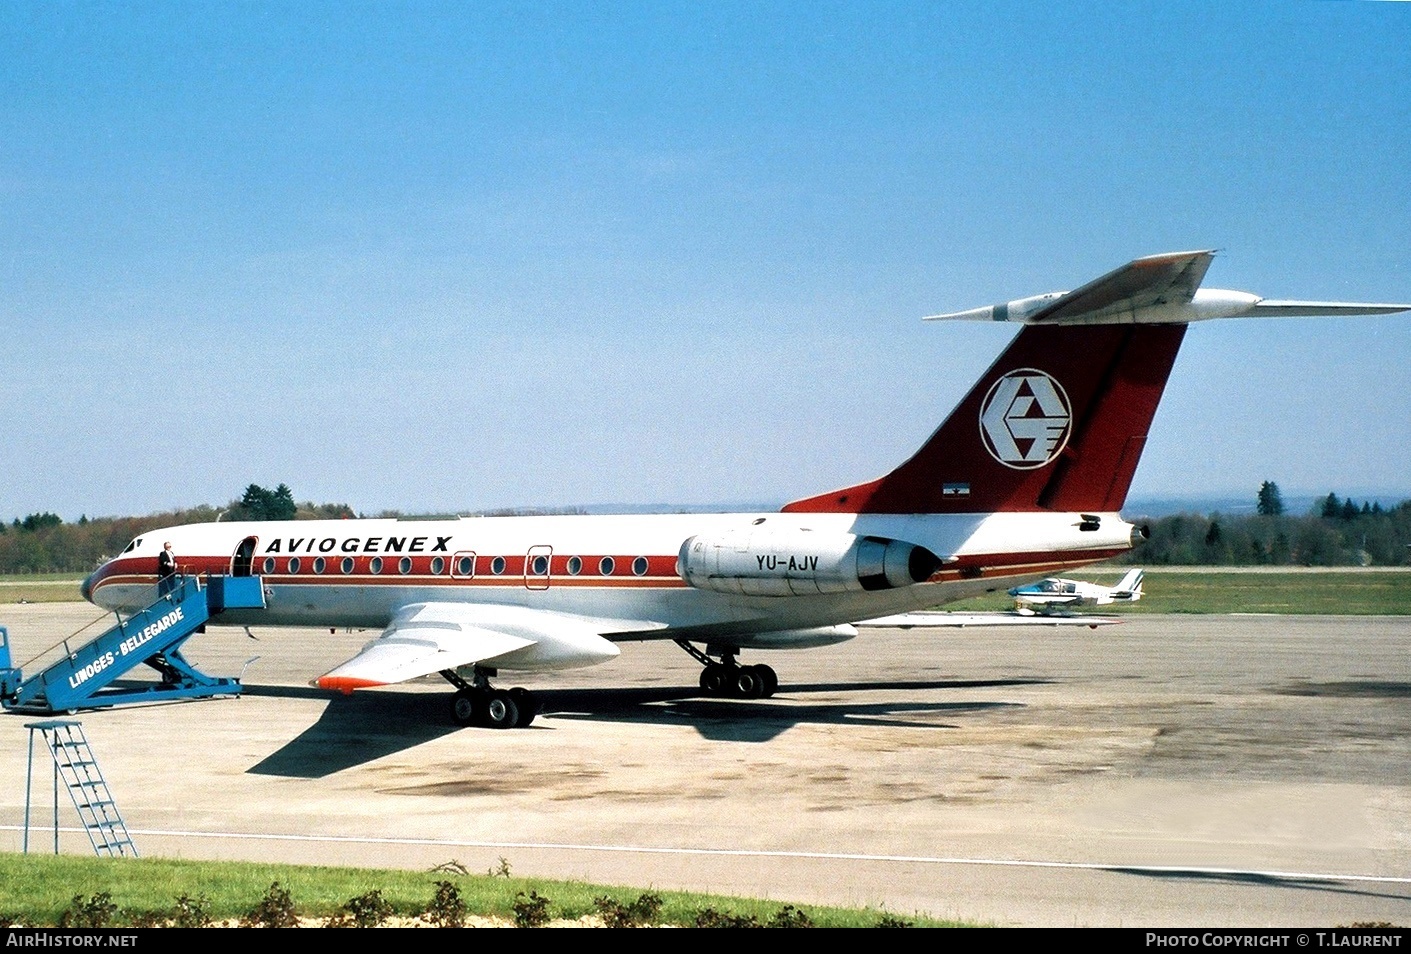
856 611 1121 629
1016 595 1082 607
315 602 621 693
1027 250 1215 323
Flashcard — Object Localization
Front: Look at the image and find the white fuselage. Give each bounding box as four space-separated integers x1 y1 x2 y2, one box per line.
1012 579 1107 606
1009 571 1141 612
86 509 1135 651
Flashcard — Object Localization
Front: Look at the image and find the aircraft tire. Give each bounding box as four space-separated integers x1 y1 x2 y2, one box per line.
479 689 520 730
700 664 728 696
451 690 478 727
733 668 763 700
753 664 778 698
509 687 537 728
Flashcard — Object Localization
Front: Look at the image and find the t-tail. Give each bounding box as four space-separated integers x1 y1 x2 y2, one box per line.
784 250 1409 517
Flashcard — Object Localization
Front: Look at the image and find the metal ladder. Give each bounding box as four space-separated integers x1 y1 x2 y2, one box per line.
25 720 138 857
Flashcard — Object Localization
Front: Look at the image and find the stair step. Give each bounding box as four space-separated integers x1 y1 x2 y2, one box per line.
26 721 138 859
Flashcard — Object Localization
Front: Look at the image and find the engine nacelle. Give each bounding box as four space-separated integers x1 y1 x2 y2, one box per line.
678 529 943 597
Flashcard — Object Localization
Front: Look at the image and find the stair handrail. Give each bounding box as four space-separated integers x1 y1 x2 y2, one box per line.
12 574 202 674
13 611 112 674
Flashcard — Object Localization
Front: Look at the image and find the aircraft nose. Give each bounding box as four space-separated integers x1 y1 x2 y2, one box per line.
79 572 94 603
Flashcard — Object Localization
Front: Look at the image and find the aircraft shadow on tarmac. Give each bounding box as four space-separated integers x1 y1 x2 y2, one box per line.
245 678 1040 778
1111 867 1411 904
544 678 1033 742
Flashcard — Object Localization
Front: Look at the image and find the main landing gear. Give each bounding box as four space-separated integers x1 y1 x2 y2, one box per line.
441 668 537 729
675 641 778 700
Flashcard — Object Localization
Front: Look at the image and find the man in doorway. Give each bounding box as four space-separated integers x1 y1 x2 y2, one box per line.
157 541 178 598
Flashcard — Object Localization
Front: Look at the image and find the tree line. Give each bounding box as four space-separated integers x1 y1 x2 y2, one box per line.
1115 482 1411 566
0 485 354 575
3 482 1408 575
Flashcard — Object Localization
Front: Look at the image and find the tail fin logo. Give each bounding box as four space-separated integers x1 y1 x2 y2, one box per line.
979 369 1072 470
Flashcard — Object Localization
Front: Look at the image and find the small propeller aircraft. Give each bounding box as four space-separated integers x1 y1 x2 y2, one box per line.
1009 568 1144 614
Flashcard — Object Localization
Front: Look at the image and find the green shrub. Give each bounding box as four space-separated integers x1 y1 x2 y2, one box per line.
58 893 116 928
423 880 466 928
172 893 212 928
767 904 814 928
327 889 393 928
513 891 552 928
241 882 299 928
694 907 761 928
594 892 663 928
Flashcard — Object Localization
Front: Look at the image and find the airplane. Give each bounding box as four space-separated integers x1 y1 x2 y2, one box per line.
1009 568 1143 614
81 250 1410 728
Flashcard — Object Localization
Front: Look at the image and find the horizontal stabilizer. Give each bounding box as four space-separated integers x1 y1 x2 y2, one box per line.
1249 300 1411 318
1028 250 1215 324
925 251 1411 326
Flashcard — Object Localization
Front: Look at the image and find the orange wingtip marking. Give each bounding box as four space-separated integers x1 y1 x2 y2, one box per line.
316 676 385 695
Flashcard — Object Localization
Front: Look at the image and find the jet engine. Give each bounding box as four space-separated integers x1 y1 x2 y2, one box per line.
678 529 944 597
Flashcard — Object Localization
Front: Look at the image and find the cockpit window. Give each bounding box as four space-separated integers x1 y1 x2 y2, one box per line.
122 538 143 554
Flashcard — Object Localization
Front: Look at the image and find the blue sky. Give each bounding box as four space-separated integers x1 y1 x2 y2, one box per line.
2 1 1408 519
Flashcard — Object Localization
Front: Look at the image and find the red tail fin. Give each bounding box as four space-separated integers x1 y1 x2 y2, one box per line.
782 324 1187 514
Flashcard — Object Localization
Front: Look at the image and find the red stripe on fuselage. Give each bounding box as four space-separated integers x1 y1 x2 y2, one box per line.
86 546 1127 600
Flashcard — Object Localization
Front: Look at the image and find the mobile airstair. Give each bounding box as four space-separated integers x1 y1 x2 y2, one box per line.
24 719 137 857
0 574 265 714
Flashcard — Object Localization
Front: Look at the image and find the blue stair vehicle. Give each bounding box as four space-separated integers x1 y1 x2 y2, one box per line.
0 575 265 714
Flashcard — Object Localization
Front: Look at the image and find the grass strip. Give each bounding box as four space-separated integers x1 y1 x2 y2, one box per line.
0 576 85 603
0 852 952 928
